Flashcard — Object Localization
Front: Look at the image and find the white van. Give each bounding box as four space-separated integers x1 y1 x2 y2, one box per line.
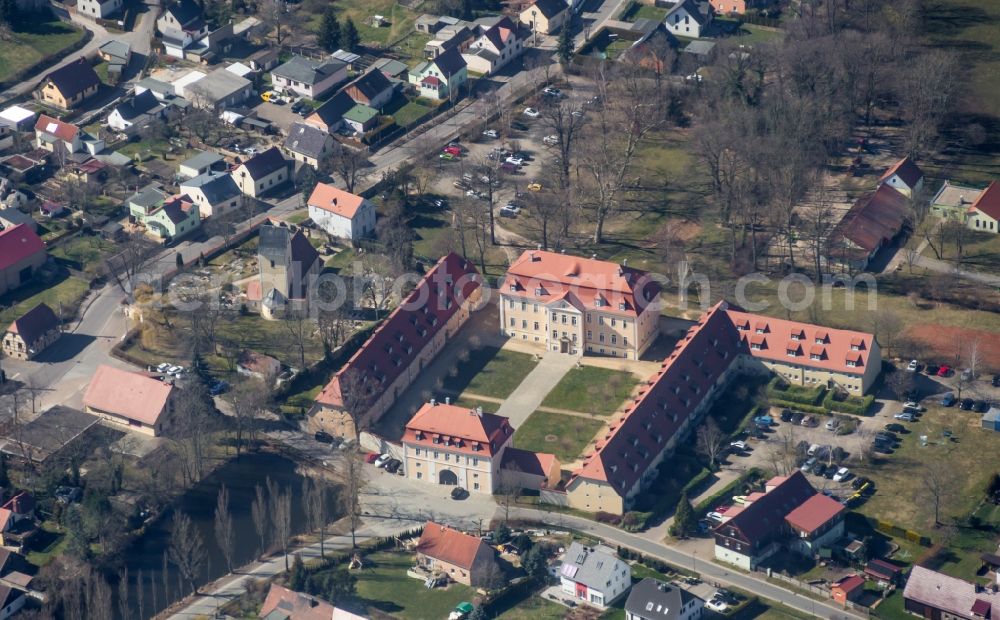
807 443 821 457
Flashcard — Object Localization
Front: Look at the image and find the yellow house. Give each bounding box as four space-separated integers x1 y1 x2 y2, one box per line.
37 58 101 110
519 0 569 35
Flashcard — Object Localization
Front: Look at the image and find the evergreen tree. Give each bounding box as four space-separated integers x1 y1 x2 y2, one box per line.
289 554 306 591
0 0 19 27
343 17 360 53
522 544 548 580
318 8 341 53
468 605 487 620
557 26 573 66
669 491 697 538
493 522 511 544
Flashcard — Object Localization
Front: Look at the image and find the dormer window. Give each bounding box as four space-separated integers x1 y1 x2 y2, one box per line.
535 287 544 295
810 353 821 361
619 302 626 311
595 297 604 307
509 284 516 291
787 348 798 357
847 360 857 367
751 343 762 351
851 344 860 351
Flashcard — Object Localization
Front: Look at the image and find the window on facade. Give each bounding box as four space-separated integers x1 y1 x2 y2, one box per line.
600 333 605 342
509 318 515 327
521 302 526 311
521 320 527 328
534 322 539 330
552 330 558 338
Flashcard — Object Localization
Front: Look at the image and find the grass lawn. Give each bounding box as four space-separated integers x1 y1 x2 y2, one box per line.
620 4 667 21
854 402 1000 539
0 21 86 83
392 100 434 127
308 0 420 48
441 346 538 399
118 138 193 163
494 595 566 620
925 229 1000 273
871 590 908 620
390 31 433 66
324 248 359 273
0 273 90 325
513 411 604 462
26 521 67 566
352 551 476 619
49 234 115 271
283 209 310 224
540 366 638 415
280 384 323 416
93 60 110 83
729 23 785 44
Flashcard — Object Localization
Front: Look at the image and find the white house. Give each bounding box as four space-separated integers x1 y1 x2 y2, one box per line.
77 0 122 19
180 170 241 218
157 0 210 58
107 90 165 134
270 56 348 99
307 182 376 242
967 181 1000 234
663 0 712 38
232 147 288 198
559 543 631 609
463 17 523 75
878 156 924 198
408 47 468 101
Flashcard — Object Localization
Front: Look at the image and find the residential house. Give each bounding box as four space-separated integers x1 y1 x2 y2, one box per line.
157 0 210 58
127 183 167 218
402 401 514 492
342 104 379 134
498 447 561 491
304 91 356 134
332 48 361 69
409 47 468 100
0 548 35 591
2 303 61 361
1 150 49 183
98 40 132 82
181 67 252 109
65 158 109 186
663 0 712 38
967 181 1000 234
135 77 178 101
463 17 524 75
830 575 865 607
826 184 912 271
624 578 703 620
107 90 166 134
126 185 201 240
34 114 81 154
0 206 33 230
283 122 335 168
37 58 101 109
499 250 662 359
878 156 924 198
248 48 280 72
727 308 881 394
708 0 754 14
929 181 984 222
415 521 499 587
864 559 903 586
179 170 241 218
0 406 98 467
713 472 844 570
306 182 376 242
424 24 475 59
0 105 36 131
233 147 288 197
253 223 321 319
270 55 349 99
559 543 631 609
83 364 175 436
343 70 396 110
903 566 998 620
312 253 482 438
0 492 37 551
178 150 224 180
519 0 568 35
237 350 281 381
259 584 367 620
0 585 25 620
77 0 122 19
371 57 410 80
0 224 46 296
39 201 66 218
415 13 460 34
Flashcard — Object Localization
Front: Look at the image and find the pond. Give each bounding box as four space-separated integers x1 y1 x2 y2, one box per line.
117 452 334 619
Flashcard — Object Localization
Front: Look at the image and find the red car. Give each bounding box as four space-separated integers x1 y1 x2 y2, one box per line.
937 365 951 377
364 452 379 464
443 146 462 156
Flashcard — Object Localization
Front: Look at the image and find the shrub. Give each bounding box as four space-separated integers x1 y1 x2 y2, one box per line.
595 511 621 525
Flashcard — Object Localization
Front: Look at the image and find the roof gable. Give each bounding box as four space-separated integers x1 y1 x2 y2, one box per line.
879 156 923 188
403 402 513 456
716 471 816 545
34 114 79 142
307 182 368 219
239 146 287 180
43 58 101 99
83 364 173 425
526 0 566 19
8 303 60 345
433 46 467 75
416 521 491 570
971 181 1000 221
0 224 46 272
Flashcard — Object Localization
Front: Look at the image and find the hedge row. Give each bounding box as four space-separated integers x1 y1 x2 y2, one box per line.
766 377 827 406
770 399 828 415
695 468 765 515
823 391 875 416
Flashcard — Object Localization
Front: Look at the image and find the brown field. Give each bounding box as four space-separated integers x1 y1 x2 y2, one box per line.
904 324 1000 371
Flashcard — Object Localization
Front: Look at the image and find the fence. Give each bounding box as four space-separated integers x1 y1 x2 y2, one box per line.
762 569 832 597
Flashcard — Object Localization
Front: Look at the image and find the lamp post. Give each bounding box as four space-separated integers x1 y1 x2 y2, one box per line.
532 10 538 46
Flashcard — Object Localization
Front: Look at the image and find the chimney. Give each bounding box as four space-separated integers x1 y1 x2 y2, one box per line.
430 398 436 406
622 258 628 267
476 406 483 416
591 253 597 259
560 249 565 254
537 243 542 251
445 396 450 405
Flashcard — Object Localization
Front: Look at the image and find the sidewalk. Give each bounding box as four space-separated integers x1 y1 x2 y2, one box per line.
495 351 578 428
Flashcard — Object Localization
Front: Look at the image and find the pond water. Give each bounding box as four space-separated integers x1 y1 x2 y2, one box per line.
117 452 330 619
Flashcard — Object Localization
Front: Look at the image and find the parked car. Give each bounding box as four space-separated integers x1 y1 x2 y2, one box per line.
706 511 725 522
812 462 828 476
925 363 940 375
364 452 379 463
780 409 793 422
790 411 804 425
443 146 462 156
706 598 728 613
941 392 956 407
801 415 818 427
894 412 915 421
902 404 921 415
156 362 171 373
825 418 840 431
975 400 991 413
450 487 468 500
543 135 559 146
314 430 334 443
440 152 457 161
800 457 817 473
906 359 919 372
385 459 402 473
875 432 898 444
527 182 542 191
543 86 563 97
833 467 851 482
960 398 975 411
852 476 872 490
807 443 821 457
482 129 499 138
499 205 519 218
962 368 974 381
505 156 524 166
208 379 229 396
374 454 392 467
937 364 952 377
730 440 748 452
993 375 1000 387
523 107 540 118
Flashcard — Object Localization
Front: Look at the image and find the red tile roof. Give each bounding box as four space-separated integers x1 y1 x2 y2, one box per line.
970 181 1000 221
571 301 742 493
866 558 903 580
34 114 79 142
879 156 923 188
416 521 493 570
307 182 367 219
501 250 661 318
500 447 558 478
403 402 513 457
784 493 845 535
828 184 911 258
726 308 876 375
83 364 173 426
316 253 481 411
259 584 336 620
0 224 46 272
832 574 865 594
714 471 817 547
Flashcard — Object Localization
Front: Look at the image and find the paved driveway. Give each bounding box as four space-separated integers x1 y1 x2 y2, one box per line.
495 351 577 428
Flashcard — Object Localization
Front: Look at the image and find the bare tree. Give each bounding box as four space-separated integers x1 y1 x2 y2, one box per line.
260 0 291 46
214 485 235 574
171 385 215 484
341 451 365 548
117 568 130 620
169 511 206 595
284 315 314 369
495 467 520 523
360 254 395 320
328 144 371 193
303 477 332 557
252 483 269 558
273 487 292 570
229 378 270 455
866 308 904 359
695 417 726 466
136 569 145 620
921 461 957 526
104 233 156 301
88 571 113 619
336 368 376 442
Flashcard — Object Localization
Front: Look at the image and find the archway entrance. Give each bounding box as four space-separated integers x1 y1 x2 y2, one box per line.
439 469 458 486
